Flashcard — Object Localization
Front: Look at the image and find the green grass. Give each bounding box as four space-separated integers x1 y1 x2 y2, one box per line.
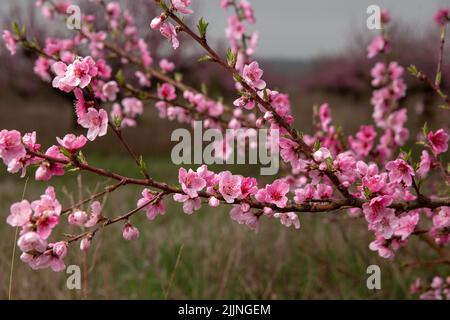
0 154 445 299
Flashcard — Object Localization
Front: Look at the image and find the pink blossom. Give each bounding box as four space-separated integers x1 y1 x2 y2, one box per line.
158 83 177 101
294 185 315 204
7 200 32 227
229 205 260 231
138 189 166 220
319 103 332 131
435 8 449 26
2 30 17 55
84 201 103 227
95 59 112 79
102 81 119 101
178 168 206 198
172 0 193 14
395 212 420 240
0 130 26 167
138 38 153 68
35 146 68 181
220 0 229 9
56 134 87 153
160 22 179 49
367 36 390 59
242 61 266 90
122 98 144 118
135 71 151 87
106 2 121 19
18 232 47 253
239 177 258 199
52 241 68 259
34 57 52 82
279 138 299 163
52 56 98 92
150 14 165 30
78 108 108 141
226 15 245 40
362 195 393 224
315 184 333 199
433 207 450 229
428 129 449 155
173 194 202 214
362 173 387 193
255 179 290 208
74 88 87 118
275 212 300 229
369 237 395 260
417 150 432 177
240 0 255 24
385 159 415 186
381 9 390 24
313 147 332 162
123 223 140 241
159 59 175 73
218 171 242 203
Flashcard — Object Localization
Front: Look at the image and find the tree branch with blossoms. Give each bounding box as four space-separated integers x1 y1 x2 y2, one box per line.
1 0 450 299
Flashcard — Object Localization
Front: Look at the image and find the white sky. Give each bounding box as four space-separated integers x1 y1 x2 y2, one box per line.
198 0 450 59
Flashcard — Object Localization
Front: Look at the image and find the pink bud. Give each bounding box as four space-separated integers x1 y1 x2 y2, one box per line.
80 237 92 251
150 15 164 30
208 196 220 207
123 223 140 241
68 210 88 226
52 241 68 258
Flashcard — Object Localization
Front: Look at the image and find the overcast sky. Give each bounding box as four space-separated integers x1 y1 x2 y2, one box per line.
2 0 449 59
198 0 450 59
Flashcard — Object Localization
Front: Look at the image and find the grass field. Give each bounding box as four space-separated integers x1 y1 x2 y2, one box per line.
0 153 446 300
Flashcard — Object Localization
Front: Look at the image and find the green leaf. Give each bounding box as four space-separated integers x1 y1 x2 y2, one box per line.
159 0 167 10
115 69 125 85
138 155 148 174
422 122 429 137
407 64 418 77
263 89 269 102
201 83 208 95
77 151 87 165
233 73 242 82
59 147 72 159
113 116 123 129
11 22 20 38
198 55 212 62
313 140 321 152
196 18 209 38
363 186 372 200
175 72 183 82
435 72 442 85
226 48 238 68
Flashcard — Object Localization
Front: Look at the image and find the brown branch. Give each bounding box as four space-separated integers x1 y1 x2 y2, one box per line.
27 149 450 214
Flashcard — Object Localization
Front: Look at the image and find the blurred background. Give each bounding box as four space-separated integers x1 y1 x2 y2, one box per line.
0 0 449 299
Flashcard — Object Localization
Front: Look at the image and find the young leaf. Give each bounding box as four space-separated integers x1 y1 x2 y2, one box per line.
196 18 209 38
198 55 212 62
407 64 418 77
